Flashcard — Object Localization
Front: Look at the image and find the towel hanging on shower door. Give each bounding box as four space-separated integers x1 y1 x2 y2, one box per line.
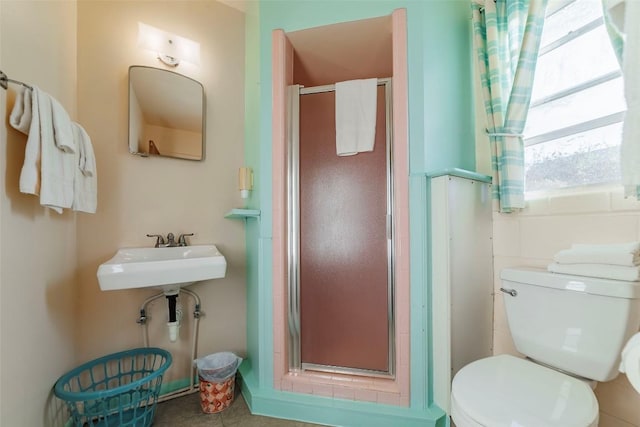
335 78 377 156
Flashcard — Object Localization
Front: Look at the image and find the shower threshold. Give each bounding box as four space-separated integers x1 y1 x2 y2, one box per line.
301 362 394 379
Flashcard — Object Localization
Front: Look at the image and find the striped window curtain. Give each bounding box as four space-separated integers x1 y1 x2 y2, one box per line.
603 0 640 199
472 0 547 213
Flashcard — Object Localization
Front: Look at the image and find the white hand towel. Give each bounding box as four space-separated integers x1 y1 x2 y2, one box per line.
50 97 76 153
335 78 377 156
72 123 97 214
9 86 41 196
38 92 75 213
547 262 640 282
9 86 32 134
554 242 640 266
9 87 76 213
73 123 96 177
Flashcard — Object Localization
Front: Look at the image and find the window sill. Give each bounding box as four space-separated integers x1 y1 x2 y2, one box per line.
517 185 640 216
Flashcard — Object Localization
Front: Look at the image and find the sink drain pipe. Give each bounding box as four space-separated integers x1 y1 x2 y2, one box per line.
166 294 179 342
137 288 202 401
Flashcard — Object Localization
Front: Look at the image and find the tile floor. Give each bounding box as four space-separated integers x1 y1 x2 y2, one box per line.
153 391 325 427
155 394 640 427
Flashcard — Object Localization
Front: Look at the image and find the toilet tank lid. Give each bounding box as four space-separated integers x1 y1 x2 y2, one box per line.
501 267 640 299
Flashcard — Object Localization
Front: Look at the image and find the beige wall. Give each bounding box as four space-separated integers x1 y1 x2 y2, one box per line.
2 1 245 424
492 190 640 426
75 0 247 385
0 1 79 426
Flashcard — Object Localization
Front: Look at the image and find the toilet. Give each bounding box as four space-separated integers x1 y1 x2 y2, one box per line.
451 267 640 427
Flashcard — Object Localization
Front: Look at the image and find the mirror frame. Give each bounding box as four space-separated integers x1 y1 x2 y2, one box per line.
128 65 206 161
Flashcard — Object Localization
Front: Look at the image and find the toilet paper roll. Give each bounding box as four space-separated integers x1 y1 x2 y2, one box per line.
620 332 640 394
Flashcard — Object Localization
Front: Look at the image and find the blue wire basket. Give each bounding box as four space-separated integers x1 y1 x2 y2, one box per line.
54 347 172 427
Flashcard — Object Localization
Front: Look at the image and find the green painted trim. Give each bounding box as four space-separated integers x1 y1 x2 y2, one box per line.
257 236 274 388
407 4 426 175
245 219 261 384
426 168 492 184
244 0 260 210
408 174 429 409
239 363 445 427
244 2 474 424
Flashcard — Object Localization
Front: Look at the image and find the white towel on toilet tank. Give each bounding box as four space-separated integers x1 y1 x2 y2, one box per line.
548 262 640 281
553 242 640 266
335 78 377 156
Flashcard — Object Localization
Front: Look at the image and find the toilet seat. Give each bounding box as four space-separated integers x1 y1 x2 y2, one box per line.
451 355 599 427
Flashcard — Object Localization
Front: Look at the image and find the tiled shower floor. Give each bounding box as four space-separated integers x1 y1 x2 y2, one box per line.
153 392 325 427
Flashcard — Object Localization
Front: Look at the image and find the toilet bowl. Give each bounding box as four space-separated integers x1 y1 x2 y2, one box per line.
451 355 598 427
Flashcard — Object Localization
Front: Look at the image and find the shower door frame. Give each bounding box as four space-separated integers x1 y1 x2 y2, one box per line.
287 78 395 378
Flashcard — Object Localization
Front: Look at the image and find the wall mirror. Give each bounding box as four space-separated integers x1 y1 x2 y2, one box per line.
128 66 205 160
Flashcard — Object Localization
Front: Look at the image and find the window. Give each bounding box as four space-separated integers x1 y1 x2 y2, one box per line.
524 0 626 195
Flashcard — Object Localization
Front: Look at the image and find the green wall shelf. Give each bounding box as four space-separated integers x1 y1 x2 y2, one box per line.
225 208 261 220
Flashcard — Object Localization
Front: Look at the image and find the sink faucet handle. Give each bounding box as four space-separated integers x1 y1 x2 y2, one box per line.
146 234 166 248
178 233 194 246
166 233 176 246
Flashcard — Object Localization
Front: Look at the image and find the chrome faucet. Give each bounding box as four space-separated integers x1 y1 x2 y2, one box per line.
147 232 192 248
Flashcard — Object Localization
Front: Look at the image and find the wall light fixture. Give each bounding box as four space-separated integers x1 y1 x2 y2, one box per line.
137 22 201 67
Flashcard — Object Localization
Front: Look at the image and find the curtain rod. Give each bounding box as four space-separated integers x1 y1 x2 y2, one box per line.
0 70 33 91
300 77 392 95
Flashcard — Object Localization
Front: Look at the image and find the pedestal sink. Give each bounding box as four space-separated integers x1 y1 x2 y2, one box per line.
97 245 227 294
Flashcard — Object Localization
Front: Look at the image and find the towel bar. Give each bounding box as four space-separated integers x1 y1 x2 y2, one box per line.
0 70 33 91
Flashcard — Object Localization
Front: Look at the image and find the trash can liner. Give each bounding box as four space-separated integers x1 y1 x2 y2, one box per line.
194 352 242 382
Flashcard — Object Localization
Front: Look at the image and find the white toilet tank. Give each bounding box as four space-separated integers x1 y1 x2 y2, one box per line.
501 267 640 382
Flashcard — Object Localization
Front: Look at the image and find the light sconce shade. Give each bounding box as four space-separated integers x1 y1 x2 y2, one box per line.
137 22 201 67
239 167 253 199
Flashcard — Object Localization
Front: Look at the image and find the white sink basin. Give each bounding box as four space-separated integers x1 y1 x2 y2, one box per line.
97 245 227 293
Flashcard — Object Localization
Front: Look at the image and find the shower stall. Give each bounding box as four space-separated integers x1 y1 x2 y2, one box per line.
267 10 412 406
286 79 395 377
